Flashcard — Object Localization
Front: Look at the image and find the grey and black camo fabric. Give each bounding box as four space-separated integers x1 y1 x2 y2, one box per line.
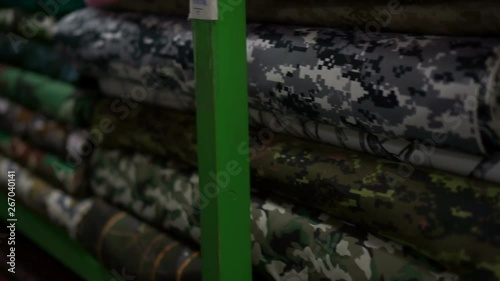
0 155 93 238
87 0 500 36
90 148 459 281
55 8 500 155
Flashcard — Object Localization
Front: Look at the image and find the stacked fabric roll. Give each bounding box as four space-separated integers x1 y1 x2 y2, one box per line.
46 0 500 280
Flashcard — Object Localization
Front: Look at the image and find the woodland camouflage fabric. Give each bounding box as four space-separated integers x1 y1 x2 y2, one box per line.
94 95 500 183
0 32 79 81
77 199 201 281
0 64 98 126
90 114 500 278
0 8 56 41
90 149 459 281
0 155 93 238
0 130 88 197
0 97 90 161
56 8 500 155
84 0 500 36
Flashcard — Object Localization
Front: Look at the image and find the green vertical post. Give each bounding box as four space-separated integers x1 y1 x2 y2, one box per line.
192 0 252 280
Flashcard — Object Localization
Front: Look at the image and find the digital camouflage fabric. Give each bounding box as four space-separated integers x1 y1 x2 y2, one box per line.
77 199 201 281
0 7 56 41
84 0 500 36
94 95 500 183
0 97 90 161
0 32 79 82
56 8 500 155
0 64 98 126
92 106 500 279
0 130 88 197
90 148 459 281
0 154 93 238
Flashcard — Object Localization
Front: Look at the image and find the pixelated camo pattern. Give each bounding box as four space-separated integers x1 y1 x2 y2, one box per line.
0 155 92 238
87 0 500 36
56 8 500 155
90 148 460 281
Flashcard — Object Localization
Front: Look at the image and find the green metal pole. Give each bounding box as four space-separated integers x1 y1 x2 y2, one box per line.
192 0 252 280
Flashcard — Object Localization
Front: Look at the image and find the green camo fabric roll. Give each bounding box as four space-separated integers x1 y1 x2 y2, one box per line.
0 8 55 41
77 199 201 281
88 0 500 36
90 148 459 281
92 104 500 279
0 64 97 126
0 130 88 197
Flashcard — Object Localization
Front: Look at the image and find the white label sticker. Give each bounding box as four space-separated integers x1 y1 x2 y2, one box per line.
189 0 218 20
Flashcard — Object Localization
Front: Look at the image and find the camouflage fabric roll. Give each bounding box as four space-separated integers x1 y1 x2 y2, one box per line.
0 131 88 197
0 64 98 126
56 8 500 155
94 92 500 183
77 199 201 281
0 8 56 41
84 0 500 36
0 0 85 16
0 32 79 82
0 155 93 238
0 97 90 161
90 114 500 278
90 148 458 281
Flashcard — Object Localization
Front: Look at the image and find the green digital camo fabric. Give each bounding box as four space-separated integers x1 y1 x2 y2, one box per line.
0 131 88 197
0 154 93 238
85 0 500 36
77 199 201 281
55 8 500 155
93 99 500 183
0 64 97 126
0 8 56 41
0 97 90 161
91 106 500 278
90 149 458 281
0 0 85 16
0 32 79 82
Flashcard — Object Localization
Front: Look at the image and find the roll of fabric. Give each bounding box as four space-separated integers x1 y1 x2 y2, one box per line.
0 155 93 238
0 8 56 41
0 0 85 16
0 64 98 127
83 0 500 36
56 8 500 155
0 97 91 162
90 148 461 281
0 131 88 197
90 133 500 278
94 97 500 183
77 199 201 281
0 33 79 82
